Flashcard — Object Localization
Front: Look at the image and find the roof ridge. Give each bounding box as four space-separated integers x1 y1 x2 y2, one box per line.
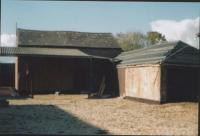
17 28 113 35
119 41 179 57
17 28 121 49
116 40 196 66
163 41 193 61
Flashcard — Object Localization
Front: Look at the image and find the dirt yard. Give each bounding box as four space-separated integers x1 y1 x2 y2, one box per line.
0 94 198 135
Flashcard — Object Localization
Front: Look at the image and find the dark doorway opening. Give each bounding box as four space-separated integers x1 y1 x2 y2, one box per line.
166 66 198 102
18 56 119 96
0 64 15 87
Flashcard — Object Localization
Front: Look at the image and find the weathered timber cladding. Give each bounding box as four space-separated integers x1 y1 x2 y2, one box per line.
165 45 199 65
124 65 161 101
18 56 118 96
165 65 199 102
160 65 167 103
118 64 200 103
117 68 126 97
0 29 122 96
18 56 90 94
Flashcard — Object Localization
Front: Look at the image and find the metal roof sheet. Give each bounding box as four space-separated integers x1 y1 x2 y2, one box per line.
0 47 114 60
116 41 200 66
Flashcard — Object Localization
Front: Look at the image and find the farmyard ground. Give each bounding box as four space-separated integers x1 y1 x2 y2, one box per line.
0 94 198 135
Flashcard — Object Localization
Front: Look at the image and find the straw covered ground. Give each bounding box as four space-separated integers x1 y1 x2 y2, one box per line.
0 94 198 135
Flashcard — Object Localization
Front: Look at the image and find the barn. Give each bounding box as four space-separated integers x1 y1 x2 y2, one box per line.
0 29 199 103
116 41 200 103
0 28 122 96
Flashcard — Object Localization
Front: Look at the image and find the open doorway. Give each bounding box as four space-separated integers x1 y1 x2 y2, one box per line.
0 63 15 97
166 66 199 102
0 64 15 87
18 56 119 96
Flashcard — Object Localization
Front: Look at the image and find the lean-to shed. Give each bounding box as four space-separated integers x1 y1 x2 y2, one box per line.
0 28 122 96
116 41 200 103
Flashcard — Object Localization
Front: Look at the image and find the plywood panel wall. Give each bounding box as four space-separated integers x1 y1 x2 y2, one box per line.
125 65 161 101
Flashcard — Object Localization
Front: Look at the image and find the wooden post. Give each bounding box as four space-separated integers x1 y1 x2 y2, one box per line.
88 57 94 96
30 79 33 98
111 61 116 96
197 15 200 135
198 39 200 136
160 64 167 103
25 63 29 95
198 72 200 136
15 57 19 91
15 26 19 91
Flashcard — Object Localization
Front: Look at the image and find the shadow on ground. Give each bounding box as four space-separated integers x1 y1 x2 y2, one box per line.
0 104 109 135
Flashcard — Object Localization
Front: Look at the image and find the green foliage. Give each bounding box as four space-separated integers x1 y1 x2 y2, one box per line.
116 32 147 51
116 31 167 52
147 31 166 45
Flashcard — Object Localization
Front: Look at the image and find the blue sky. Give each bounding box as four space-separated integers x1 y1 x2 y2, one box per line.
2 0 200 34
0 0 200 63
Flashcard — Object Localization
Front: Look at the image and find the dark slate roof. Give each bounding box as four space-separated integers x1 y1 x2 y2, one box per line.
0 47 114 60
116 41 200 66
17 28 120 49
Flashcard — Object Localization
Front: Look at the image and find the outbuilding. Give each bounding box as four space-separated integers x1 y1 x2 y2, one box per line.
1 29 199 103
116 41 200 103
0 28 122 96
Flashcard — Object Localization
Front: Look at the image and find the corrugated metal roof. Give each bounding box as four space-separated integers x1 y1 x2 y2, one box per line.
0 47 113 60
116 41 200 66
1 47 89 57
17 28 120 49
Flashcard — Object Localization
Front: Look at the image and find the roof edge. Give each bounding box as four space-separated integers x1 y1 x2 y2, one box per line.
17 28 113 35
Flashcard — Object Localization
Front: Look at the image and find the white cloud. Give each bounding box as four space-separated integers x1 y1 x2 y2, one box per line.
151 17 199 48
1 34 16 47
0 34 16 63
0 57 16 63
